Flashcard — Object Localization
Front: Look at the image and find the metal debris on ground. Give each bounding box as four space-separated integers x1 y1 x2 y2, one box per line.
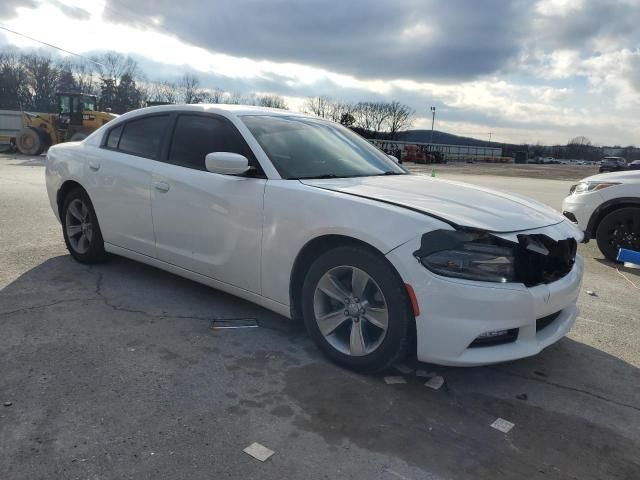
243 442 275 462
416 369 437 378
209 318 258 330
384 376 407 385
516 393 528 401
3 401 12 407
424 376 445 390
393 364 413 375
586 290 597 296
491 418 515 433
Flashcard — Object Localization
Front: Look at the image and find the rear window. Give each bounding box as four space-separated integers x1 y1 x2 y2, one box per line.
117 115 169 159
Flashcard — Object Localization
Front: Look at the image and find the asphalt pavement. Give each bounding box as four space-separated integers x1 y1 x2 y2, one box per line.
1 154 638 480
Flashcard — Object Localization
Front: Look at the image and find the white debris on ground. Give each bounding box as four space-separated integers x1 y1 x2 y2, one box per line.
424 376 445 390
586 290 597 296
384 376 407 385
490 418 515 433
243 442 275 462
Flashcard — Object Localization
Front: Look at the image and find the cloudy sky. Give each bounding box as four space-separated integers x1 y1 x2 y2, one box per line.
1 0 639 145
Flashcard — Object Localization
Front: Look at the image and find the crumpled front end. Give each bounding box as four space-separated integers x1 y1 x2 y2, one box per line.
386 220 584 366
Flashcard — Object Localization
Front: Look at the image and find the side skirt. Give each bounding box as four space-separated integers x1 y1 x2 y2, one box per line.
104 243 292 319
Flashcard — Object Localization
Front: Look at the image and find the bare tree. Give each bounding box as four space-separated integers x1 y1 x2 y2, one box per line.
225 91 243 104
352 102 379 133
0 51 31 109
22 53 61 112
302 95 332 118
566 136 593 160
145 80 179 104
385 101 414 138
180 73 202 104
256 94 288 109
72 60 100 96
371 102 391 137
97 52 139 83
201 88 225 103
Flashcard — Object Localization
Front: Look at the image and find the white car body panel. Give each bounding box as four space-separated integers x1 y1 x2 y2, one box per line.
150 160 266 294
260 179 449 306
46 104 585 366
561 170 640 235
84 148 157 256
301 175 566 232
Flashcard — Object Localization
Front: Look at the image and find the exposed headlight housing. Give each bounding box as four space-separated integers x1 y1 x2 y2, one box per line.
420 243 515 283
415 230 516 283
413 229 577 286
570 182 620 195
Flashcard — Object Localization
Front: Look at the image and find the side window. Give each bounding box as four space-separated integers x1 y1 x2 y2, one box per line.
117 115 169 159
168 114 254 170
106 124 123 149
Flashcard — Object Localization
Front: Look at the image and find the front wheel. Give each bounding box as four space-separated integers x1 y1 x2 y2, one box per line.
16 127 45 155
301 246 413 373
596 207 640 261
61 188 107 264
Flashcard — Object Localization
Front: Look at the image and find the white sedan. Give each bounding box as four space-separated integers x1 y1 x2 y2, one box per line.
46 105 584 372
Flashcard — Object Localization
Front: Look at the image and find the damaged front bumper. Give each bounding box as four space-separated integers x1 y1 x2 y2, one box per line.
386 220 584 366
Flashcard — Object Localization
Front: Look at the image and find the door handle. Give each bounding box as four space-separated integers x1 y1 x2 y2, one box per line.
153 181 170 192
88 161 100 171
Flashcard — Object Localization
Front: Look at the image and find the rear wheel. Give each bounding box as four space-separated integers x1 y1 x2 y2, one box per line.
596 207 640 261
301 246 413 373
16 127 45 155
61 188 107 264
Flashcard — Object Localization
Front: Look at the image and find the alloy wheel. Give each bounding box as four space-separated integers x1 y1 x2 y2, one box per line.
65 198 93 254
313 265 389 356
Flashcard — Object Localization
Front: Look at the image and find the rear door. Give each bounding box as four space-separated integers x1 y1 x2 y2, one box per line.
85 114 170 256
150 112 266 294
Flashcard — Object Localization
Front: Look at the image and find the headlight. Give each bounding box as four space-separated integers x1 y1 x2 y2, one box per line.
571 182 620 195
415 231 516 283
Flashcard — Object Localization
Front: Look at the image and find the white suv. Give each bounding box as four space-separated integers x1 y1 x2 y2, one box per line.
562 170 640 261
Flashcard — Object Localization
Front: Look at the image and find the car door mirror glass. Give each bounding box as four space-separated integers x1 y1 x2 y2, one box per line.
205 152 250 175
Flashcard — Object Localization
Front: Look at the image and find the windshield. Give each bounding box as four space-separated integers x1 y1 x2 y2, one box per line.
241 115 406 179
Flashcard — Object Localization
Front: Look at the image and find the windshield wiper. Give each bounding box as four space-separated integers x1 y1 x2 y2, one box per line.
377 171 405 176
294 174 344 180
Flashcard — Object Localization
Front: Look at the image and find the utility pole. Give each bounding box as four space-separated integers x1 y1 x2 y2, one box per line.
488 132 493 142
430 106 436 148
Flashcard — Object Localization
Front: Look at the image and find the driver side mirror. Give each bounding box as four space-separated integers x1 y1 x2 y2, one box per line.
205 152 251 175
387 154 399 164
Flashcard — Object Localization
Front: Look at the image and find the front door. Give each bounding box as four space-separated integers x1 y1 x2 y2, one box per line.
151 113 266 294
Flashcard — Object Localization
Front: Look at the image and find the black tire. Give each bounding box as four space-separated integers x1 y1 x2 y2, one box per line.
596 207 640 262
16 127 45 155
301 245 413 373
61 188 108 264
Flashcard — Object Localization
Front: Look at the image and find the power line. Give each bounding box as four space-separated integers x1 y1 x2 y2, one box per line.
0 24 104 66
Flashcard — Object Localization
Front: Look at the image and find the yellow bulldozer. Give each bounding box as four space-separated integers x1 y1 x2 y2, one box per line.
0 92 116 155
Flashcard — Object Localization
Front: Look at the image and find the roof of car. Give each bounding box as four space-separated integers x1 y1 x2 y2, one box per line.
118 103 317 120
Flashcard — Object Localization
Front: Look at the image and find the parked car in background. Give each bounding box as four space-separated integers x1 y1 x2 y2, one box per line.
599 156 627 173
628 160 640 171
46 104 584 371
562 170 640 261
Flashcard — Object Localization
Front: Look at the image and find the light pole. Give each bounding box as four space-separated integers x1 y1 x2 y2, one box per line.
430 106 436 148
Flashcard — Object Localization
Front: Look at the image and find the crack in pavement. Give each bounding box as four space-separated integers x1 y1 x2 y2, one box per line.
0 297 101 317
489 366 640 412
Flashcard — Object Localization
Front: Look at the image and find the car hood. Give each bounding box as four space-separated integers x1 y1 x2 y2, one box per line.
301 175 566 233
581 170 640 183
